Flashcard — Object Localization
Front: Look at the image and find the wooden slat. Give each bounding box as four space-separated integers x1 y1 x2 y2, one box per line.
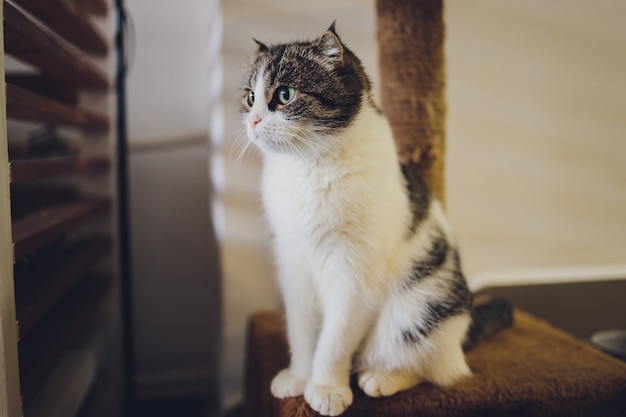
13 0 108 55
6 83 110 131
12 199 109 262
10 184 78 218
5 74 80 105
15 238 110 339
18 274 111 408
3 1 109 89
73 0 108 17
10 155 111 182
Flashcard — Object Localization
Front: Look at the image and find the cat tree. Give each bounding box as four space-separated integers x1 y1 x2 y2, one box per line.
242 1 626 416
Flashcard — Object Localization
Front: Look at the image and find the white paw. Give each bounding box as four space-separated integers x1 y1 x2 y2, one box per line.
304 382 353 416
358 370 420 397
271 368 307 398
358 371 401 397
430 364 472 387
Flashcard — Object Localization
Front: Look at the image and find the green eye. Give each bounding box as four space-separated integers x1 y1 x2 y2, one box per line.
277 86 295 105
246 90 255 106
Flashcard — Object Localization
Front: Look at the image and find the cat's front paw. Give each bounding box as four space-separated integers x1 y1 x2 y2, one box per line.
271 368 307 398
304 382 352 416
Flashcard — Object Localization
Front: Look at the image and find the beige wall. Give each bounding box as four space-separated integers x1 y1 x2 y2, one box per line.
445 0 626 285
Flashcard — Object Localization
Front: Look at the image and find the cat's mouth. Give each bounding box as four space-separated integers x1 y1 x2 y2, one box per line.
249 129 281 151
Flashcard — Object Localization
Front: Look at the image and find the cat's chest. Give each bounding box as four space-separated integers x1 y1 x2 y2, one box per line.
262 161 359 232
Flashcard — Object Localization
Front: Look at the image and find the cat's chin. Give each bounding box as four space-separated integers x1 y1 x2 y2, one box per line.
249 133 270 147
249 134 282 154
245 129 268 148
251 135 297 156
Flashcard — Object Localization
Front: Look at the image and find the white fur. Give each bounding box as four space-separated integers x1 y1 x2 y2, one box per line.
245 71 471 416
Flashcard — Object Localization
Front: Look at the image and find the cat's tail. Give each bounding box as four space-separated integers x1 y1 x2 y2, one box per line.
462 296 514 352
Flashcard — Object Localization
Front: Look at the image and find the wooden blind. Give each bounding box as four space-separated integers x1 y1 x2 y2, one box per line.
0 0 114 415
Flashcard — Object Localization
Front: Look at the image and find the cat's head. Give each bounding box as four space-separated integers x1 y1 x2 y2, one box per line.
241 23 371 156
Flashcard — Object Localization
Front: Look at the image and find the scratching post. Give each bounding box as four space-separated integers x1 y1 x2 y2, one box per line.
376 0 447 204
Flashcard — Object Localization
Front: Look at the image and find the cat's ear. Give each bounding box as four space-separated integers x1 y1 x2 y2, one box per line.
316 23 344 65
328 20 338 34
252 38 269 54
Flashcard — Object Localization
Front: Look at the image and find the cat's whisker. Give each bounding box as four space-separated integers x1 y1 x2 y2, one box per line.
228 133 245 162
230 131 255 169
290 127 334 156
292 125 331 150
286 137 308 161
290 133 318 152
235 141 254 169
290 133 326 163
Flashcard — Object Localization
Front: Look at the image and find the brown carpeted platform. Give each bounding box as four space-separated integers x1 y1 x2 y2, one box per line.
243 309 626 417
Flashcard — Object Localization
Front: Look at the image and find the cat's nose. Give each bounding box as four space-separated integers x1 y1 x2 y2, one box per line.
249 115 262 129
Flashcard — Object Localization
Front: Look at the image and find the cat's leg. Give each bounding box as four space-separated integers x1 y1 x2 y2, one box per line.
355 290 469 397
423 314 473 386
356 316 471 397
355 322 424 398
304 262 379 416
304 301 358 415
270 249 320 398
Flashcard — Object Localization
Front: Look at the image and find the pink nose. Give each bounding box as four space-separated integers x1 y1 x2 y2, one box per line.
249 116 261 128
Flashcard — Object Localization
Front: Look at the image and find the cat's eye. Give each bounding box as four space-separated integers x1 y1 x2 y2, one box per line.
246 90 255 107
276 86 295 105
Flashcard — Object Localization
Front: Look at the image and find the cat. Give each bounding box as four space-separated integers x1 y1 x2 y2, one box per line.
240 23 513 416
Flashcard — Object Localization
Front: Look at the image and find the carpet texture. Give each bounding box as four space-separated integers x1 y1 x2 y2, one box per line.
243 309 626 417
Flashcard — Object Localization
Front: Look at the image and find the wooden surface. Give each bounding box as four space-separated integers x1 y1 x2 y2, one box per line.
10 156 110 182
1 1 115 414
13 0 108 55
9 184 78 218
73 0 108 16
12 199 110 262
6 83 110 131
15 238 111 339
3 1 109 89
18 274 111 408
5 74 80 105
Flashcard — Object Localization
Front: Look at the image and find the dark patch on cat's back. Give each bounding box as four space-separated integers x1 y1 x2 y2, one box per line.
400 230 448 292
401 164 431 236
400 240 472 343
401 274 471 343
416 236 448 277
450 270 472 309
401 297 467 343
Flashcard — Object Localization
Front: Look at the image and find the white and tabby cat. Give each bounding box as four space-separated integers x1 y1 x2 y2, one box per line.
240 23 512 416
